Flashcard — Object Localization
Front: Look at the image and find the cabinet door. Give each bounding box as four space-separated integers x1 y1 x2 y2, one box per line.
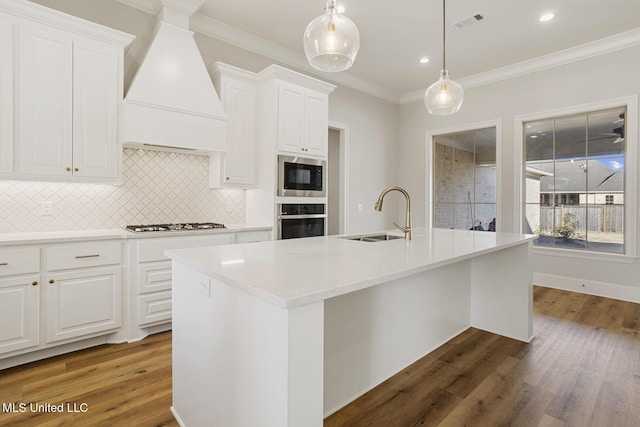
72 38 119 178
0 275 39 355
0 15 13 174
277 82 305 154
45 266 121 343
304 90 329 157
17 21 73 176
222 77 256 185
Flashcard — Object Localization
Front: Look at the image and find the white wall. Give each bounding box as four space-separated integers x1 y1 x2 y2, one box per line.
399 45 640 301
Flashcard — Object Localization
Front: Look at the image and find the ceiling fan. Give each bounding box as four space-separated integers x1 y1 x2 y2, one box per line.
599 113 625 143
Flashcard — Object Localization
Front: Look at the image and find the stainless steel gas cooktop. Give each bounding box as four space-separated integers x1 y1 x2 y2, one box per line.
126 222 226 233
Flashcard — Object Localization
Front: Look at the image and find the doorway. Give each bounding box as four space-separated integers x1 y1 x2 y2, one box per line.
428 122 500 231
327 122 350 235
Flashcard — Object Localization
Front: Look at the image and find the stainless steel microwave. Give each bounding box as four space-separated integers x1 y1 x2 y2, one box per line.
278 155 326 197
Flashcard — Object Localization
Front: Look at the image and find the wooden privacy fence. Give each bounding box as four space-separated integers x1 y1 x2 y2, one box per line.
540 205 624 233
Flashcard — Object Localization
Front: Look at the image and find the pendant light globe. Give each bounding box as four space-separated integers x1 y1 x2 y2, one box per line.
424 70 464 115
303 0 360 72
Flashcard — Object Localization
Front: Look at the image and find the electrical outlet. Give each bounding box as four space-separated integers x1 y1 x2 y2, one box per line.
40 201 53 216
199 280 211 297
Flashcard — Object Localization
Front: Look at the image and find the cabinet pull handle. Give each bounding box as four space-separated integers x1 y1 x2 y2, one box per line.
49 279 55 284
75 254 100 259
66 167 71 172
74 168 79 172
0 262 7 266
32 281 38 286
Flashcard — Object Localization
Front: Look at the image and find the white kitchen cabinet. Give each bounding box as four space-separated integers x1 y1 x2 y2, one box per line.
277 81 330 157
0 15 13 174
130 233 234 329
45 241 122 343
17 21 72 177
128 230 271 337
0 0 133 182
209 63 257 188
0 247 40 355
17 22 121 180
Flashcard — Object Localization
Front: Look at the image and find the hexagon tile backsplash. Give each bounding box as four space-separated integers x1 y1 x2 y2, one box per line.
0 149 246 232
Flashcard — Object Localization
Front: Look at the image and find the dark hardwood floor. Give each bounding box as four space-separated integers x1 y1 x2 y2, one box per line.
2 286 640 426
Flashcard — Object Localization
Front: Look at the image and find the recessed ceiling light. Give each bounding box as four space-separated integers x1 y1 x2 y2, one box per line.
530 135 538 139
539 12 555 22
336 5 346 14
419 57 430 64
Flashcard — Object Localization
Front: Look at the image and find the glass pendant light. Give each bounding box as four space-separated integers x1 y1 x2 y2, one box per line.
425 0 463 115
303 0 360 72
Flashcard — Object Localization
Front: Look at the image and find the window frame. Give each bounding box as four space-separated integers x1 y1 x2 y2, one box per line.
514 96 638 262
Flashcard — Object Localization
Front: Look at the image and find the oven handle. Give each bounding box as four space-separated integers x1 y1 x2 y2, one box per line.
278 214 327 220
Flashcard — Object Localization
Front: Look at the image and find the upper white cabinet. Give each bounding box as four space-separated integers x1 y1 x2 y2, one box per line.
257 65 335 159
17 22 73 177
209 63 257 188
277 82 329 157
0 0 134 182
0 15 13 174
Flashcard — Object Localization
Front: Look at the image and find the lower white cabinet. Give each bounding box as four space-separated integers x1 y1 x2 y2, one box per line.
130 230 271 330
45 266 121 343
0 240 123 361
45 241 122 343
0 230 272 363
0 247 40 355
131 233 234 327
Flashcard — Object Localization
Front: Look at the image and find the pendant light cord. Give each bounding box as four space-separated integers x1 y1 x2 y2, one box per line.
442 0 446 70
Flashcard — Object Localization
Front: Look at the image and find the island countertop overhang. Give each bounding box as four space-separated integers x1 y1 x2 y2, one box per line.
165 228 536 309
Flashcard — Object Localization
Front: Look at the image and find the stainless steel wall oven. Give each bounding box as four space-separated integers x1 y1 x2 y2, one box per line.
277 204 326 239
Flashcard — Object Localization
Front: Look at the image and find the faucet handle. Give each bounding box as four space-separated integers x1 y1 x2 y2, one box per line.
392 222 410 233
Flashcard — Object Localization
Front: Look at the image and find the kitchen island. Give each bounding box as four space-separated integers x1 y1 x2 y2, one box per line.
166 228 535 427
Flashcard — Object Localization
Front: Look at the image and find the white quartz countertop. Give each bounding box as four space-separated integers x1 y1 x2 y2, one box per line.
0 224 272 245
166 228 536 309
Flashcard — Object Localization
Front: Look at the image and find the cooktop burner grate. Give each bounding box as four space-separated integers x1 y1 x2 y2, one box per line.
126 222 226 232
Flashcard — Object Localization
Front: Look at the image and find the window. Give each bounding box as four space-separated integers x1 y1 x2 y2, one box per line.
433 127 496 231
524 107 626 254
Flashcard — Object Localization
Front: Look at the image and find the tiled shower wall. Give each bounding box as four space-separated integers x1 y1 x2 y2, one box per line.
0 148 245 232
433 143 496 230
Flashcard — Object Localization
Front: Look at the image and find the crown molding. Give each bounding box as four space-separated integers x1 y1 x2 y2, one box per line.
116 0 160 14
400 27 640 105
0 0 134 47
116 0 640 106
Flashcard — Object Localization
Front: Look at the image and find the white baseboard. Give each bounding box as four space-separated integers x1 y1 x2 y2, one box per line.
534 272 640 304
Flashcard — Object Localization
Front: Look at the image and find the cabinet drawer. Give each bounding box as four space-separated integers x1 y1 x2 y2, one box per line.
0 247 40 277
136 234 235 263
138 261 172 294
138 291 172 326
46 240 121 271
235 230 271 243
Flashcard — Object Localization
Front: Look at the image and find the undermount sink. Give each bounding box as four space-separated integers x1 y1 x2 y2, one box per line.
341 233 405 242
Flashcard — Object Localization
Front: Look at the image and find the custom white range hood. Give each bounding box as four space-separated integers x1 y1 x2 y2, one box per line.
122 0 226 153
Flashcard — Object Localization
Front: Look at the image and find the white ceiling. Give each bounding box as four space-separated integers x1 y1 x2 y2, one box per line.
122 0 640 103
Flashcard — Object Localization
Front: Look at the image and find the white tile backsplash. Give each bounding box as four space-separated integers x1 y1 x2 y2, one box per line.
0 148 245 232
